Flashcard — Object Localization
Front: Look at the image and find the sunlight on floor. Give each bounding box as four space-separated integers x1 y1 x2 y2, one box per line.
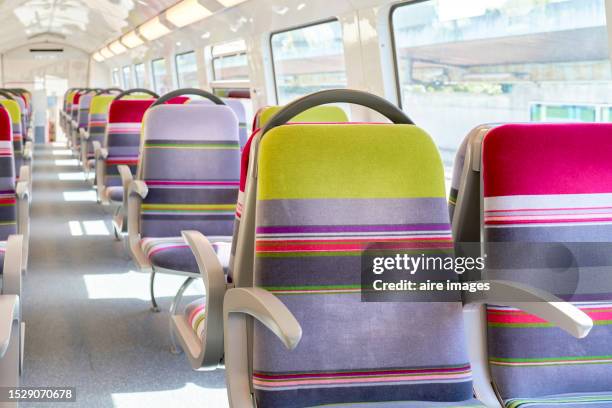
111 383 228 408
82 220 110 236
55 159 79 166
58 172 86 181
68 221 83 236
83 271 205 301
52 149 73 156
63 190 97 202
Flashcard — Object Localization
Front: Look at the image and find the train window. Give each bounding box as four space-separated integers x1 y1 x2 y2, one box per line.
391 0 611 178
151 58 168 95
111 68 120 87
212 40 249 81
175 51 199 88
271 19 347 104
122 66 131 88
134 63 146 88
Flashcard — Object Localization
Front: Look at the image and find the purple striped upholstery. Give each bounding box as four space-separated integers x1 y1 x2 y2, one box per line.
0 108 17 275
249 124 483 407
137 104 239 273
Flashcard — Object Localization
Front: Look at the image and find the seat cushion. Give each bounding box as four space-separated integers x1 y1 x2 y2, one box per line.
309 400 485 407
184 298 206 339
106 186 123 203
141 237 231 274
505 392 612 408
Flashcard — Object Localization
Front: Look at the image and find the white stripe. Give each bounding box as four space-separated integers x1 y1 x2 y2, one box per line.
485 193 612 211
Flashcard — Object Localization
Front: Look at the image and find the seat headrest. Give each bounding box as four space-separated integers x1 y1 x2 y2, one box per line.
108 99 155 123
144 104 238 142
89 95 115 115
483 123 612 197
0 100 21 123
255 105 348 130
0 108 11 141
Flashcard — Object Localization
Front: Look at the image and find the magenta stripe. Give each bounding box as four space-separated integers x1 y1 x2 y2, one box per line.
256 224 450 234
146 180 239 186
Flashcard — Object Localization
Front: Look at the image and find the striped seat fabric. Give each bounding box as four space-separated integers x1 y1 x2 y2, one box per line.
85 95 114 165
0 100 24 176
250 123 484 407
481 124 612 406
229 105 349 282
73 92 94 152
184 298 206 339
0 107 17 274
103 99 155 195
137 103 239 275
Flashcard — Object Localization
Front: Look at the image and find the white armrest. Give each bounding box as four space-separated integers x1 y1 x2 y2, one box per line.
16 182 29 272
464 280 593 339
117 165 133 209
22 142 32 160
15 181 28 201
93 141 107 203
127 180 150 270
70 119 78 129
224 287 302 408
0 295 19 358
79 127 89 140
2 235 22 298
17 166 30 186
180 231 228 367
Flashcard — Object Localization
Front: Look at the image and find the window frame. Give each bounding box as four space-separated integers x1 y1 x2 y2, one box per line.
269 17 344 104
389 0 430 109
111 68 120 87
133 62 146 88
122 65 131 88
151 57 166 94
174 50 198 88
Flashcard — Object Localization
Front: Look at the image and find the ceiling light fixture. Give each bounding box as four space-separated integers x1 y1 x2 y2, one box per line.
217 0 248 7
166 0 212 28
100 47 114 58
139 16 171 40
109 40 127 55
92 52 105 62
121 30 144 48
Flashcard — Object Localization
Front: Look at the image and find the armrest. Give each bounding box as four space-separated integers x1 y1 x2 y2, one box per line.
70 119 78 129
225 287 301 350
17 166 30 187
15 182 29 272
2 235 22 298
93 141 107 160
79 127 89 140
464 280 593 339
0 295 19 358
117 165 133 210
93 141 107 203
22 141 32 160
181 230 228 367
224 287 302 408
127 180 150 270
15 181 28 201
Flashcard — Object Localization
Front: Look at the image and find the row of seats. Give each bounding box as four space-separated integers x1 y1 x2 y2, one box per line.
58 86 612 407
0 88 32 391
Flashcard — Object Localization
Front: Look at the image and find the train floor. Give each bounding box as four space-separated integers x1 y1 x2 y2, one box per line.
20 142 228 407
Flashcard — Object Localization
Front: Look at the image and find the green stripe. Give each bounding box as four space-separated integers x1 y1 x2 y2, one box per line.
491 355 612 363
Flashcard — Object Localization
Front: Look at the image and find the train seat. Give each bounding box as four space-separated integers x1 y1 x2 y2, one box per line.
479 124 612 407
173 103 349 370
126 90 239 325
214 90 592 407
71 91 95 158
82 94 115 174
0 99 29 182
93 93 157 205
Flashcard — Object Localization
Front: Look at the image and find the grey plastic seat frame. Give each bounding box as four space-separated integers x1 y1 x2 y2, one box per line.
186 90 592 407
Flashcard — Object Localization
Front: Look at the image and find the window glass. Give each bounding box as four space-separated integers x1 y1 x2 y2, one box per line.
603 107 612 122
175 51 199 88
134 63 146 88
271 20 347 104
212 41 249 81
122 66 131 88
392 0 611 179
112 68 120 87
151 58 168 95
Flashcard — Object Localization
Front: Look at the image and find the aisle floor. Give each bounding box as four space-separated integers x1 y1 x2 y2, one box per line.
20 143 228 407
